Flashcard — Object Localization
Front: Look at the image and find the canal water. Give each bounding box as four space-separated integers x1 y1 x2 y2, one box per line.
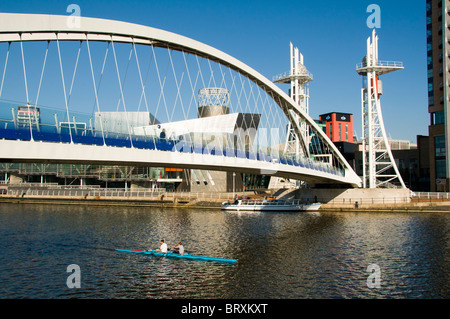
0 203 449 299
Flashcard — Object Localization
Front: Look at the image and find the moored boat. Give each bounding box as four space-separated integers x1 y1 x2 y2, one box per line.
221 199 321 212
115 248 237 264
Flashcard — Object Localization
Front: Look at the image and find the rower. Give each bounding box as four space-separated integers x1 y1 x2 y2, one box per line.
172 242 184 255
156 239 168 253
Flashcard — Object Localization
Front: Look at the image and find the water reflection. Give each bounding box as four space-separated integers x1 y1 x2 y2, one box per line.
0 203 449 298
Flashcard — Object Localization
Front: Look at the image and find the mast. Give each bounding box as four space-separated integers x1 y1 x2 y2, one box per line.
356 29 406 188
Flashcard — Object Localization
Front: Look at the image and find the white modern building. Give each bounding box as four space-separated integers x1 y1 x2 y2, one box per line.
95 111 159 135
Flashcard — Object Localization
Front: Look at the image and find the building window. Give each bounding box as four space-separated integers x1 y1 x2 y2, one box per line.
329 123 333 140
436 159 447 179
338 123 342 141
434 134 446 183
435 136 446 158
345 124 349 142
432 110 445 125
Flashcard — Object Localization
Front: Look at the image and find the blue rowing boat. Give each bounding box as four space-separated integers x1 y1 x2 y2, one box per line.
115 248 237 264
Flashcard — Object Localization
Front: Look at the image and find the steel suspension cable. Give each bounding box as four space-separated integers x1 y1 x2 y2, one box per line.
111 39 133 147
195 55 206 92
90 42 110 117
86 38 106 146
115 45 133 112
182 51 200 120
151 44 170 124
132 42 150 114
133 42 156 147
66 41 82 108
206 59 217 89
0 42 10 98
167 47 187 121
56 37 73 143
33 40 50 133
20 37 34 141
19 39 29 104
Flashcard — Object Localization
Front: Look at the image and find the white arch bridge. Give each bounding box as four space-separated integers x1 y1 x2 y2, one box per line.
0 13 361 187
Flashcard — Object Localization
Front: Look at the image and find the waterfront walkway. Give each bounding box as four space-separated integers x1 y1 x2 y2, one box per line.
1 183 450 212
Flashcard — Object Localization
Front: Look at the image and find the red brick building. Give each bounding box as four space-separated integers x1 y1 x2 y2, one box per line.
319 112 353 143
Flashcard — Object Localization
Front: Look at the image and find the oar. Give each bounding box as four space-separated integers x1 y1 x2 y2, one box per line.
149 249 174 261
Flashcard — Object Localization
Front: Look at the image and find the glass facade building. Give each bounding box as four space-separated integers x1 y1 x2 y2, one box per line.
427 0 450 191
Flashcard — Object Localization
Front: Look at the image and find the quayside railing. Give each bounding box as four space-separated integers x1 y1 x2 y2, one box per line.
2 187 236 201
410 192 450 201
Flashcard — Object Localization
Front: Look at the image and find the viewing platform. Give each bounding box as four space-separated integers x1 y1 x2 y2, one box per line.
272 67 313 84
356 60 404 76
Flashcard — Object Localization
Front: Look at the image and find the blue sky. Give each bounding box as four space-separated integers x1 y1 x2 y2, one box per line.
0 0 427 143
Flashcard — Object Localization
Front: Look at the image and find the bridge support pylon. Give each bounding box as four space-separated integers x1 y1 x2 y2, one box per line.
356 29 406 189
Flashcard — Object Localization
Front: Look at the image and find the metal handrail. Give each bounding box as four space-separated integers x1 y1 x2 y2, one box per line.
356 60 404 69
410 192 450 200
272 69 313 82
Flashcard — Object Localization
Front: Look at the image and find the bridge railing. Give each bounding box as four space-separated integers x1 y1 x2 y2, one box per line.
4 187 167 198
0 98 346 178
356 60 404 69
324 196 411 205
0 121 345 178
3 187 238 201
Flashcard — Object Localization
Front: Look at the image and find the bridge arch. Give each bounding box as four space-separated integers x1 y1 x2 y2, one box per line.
0 13 361 187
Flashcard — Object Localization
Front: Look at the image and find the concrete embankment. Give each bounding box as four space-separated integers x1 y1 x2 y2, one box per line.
281 187 450 213
0 194 224 209
1 187 450 212
320 202 450 213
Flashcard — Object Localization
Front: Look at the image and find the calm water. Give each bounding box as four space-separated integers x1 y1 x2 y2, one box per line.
0 203 449 299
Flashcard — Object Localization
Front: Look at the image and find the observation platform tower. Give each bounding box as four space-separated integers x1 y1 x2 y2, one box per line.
356 29 406 188
273 43 313 158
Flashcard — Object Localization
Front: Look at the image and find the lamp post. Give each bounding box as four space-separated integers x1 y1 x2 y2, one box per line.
232 172 236 199
243 173 245 199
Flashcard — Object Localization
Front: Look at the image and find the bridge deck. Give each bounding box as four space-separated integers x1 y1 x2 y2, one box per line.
0 128 359 186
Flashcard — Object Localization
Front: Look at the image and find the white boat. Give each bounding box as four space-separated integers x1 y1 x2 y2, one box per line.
221 199 322 212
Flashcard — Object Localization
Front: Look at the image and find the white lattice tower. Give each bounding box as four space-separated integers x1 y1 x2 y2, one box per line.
198 87 230 108
356 29 406 188
273 43 313 159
